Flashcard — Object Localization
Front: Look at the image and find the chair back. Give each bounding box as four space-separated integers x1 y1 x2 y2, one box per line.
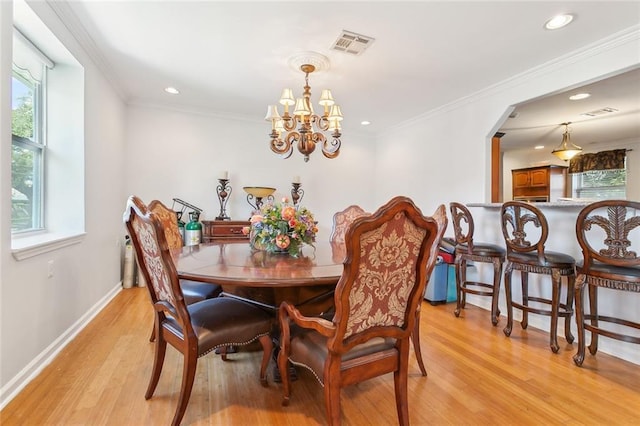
149 199 183 249
123 196 193 336
501 201 548 263
450 202 476 253
329 205 368 244
330 196 447 351
576 200 640 271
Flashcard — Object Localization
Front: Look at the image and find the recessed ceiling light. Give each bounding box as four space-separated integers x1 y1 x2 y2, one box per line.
545 14 574 30
569 93 590 100
361 120 371 126
164 86 179 95
534 145 545 150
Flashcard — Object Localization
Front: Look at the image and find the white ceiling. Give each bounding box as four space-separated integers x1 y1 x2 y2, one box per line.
44 1 640 145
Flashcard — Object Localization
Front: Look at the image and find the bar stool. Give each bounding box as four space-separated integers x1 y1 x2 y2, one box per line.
500 201 576 353
450 202 505 325
573 200 640 366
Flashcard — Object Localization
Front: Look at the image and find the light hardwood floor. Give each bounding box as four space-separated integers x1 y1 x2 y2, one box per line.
1 287 638 425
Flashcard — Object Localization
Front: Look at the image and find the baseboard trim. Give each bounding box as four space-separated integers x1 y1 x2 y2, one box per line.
0 283 122 410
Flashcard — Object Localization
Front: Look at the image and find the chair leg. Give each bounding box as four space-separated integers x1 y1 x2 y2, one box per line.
394 344 411 426
491 257 502 326
503 263 513 337
588 284 599 355
258 334 273 387
454 256 463 317
145 323 166 399
550 270 561 353
521 271 529 329
564 275 575 344
172 349 198 426
460 258 467 308
573 275 587 366
324 360 342 426
412 308 427 376
278 338 291 406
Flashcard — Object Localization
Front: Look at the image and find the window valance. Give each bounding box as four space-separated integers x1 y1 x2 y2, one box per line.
568 149 627 174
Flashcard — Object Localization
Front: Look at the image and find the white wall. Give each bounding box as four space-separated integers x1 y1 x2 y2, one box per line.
0 1 127 405
375 28 640 364
124 105 377 239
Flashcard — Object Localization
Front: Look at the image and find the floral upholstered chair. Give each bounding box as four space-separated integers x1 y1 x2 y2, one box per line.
124 196 274 426
278 196 447 425
329 204 368 244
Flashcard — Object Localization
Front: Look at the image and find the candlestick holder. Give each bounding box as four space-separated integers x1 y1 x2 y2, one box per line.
216 179 232 220
291 182 304 207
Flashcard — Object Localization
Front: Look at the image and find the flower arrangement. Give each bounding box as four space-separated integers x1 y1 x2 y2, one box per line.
244 198 317 256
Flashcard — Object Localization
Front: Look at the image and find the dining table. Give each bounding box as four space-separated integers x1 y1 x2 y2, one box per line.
175 240 346 314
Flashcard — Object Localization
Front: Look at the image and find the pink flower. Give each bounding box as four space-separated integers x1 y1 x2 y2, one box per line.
275 234 290 249
250 214 263 224
241 226 250 235
281 197 290 204
288 218 297 227
282 206 296 221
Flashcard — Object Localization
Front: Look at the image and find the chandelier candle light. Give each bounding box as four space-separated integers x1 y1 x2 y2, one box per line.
265 53 343 162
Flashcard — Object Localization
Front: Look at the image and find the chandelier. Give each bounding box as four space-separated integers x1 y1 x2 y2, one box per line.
552 122 582 161
264 54 343 162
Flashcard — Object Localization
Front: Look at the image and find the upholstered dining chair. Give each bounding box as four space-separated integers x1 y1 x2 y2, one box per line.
573 200 640 366
450 202 505 325
147 200 222 342
124 195 274 426
278 197 447 425
500 201 576 353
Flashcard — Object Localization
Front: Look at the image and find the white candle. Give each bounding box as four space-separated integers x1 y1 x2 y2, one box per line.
293 175 300 184
220 171 228 180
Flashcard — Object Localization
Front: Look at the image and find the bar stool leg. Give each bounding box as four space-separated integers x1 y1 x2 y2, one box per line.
564 275 575 344
503 262 514 337
550 270 561 353
454 256 463 317
490 257 502 326
521 271 529 329
588 284 599 355
573 275 587 366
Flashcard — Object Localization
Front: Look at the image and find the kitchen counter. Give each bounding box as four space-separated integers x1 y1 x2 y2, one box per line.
467 201 591 208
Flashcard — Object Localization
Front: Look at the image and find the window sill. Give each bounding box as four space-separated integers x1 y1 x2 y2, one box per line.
11 231 86 261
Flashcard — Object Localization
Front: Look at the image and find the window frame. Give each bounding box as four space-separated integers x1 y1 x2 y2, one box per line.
572 167 627 201
11 64 46 233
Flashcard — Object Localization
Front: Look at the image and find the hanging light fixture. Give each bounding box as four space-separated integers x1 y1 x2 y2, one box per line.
265 53 343 162
552 122 582 161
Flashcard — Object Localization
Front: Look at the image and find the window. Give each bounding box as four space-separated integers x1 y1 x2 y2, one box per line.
573 168 626 200
11 0 86 260
11 64 45 232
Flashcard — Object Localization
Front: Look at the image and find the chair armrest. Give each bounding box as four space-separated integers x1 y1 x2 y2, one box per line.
279 301 335 337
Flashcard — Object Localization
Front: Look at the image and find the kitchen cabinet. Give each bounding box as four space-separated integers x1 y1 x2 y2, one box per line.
512 165 567 202
202 220 250 242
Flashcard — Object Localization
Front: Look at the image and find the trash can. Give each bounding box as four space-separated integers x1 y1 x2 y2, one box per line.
424 238 457 305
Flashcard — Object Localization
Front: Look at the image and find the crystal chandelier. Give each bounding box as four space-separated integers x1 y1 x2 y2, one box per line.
264 54 343 162
552 122 582 161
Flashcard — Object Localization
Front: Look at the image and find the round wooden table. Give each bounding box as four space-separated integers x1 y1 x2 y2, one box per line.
175 241 346 312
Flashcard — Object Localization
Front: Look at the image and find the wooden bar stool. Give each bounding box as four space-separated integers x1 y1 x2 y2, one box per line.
450 202 505 325
573 200 640 366
500 201 576 353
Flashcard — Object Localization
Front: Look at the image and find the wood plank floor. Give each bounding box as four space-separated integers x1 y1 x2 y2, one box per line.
2 287 639 425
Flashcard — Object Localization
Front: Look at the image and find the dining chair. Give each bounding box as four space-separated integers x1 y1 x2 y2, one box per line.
449 202 505 325
124 195 274 426
278 196 447 425
573 200 640 366
500 201 576 353
147 200 222 342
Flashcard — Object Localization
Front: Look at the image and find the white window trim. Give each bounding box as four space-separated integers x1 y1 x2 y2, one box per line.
12 232 86 260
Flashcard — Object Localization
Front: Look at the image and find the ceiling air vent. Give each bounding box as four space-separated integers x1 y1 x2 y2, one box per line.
331 30 375 56
581 107 619 117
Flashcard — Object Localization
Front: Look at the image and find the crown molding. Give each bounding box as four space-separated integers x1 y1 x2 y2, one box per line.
385 25 640 135
45 0 128 102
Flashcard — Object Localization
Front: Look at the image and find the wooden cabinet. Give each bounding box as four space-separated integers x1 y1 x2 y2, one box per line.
512 165 568 202
202 220 250 243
